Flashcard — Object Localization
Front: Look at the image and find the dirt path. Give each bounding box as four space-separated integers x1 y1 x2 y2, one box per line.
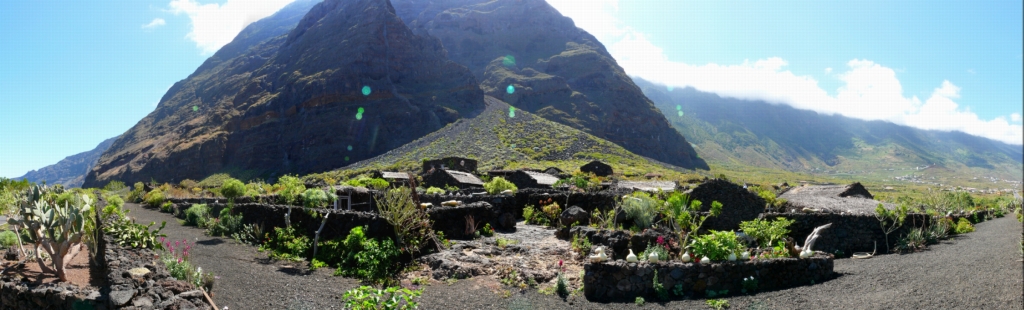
125 202 1022 309
123 203 360 309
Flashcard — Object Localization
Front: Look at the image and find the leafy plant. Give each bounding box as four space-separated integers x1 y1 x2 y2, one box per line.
483 177 517 195
346 177 390 191
522 205 536 224
653 270 669 301
301 188 337 209
0 230 19 248
144 189 166 208
554 171 600 192
478 223 494 237
756 189 787 212
184 204 210 227
160 201 174 213
261 226 309 261
689 230 745 262
276 175 307 205
231 223 264 246
669 193 723 250
207 208 243 237
220 178 246 206
375 187 433 254
101 194 127 220
104 218 166 249
161 238 214 291
425 187 445 195
496 237 518 249
634 297 645 306
621 191 661 230
924 218 951 242
895 228 928 253
875 203 908 253
570 233 592 257
954 218 975 234
706 298 730 309
739 217 795 248
342 286 422 310
126 182 146 203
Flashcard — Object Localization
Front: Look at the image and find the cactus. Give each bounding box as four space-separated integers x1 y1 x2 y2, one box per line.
7 185 91 282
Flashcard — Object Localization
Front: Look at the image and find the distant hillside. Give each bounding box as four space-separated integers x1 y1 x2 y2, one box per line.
18 137 116 188
633 77 1024 185
330 96 697 179
391 0 707 170
84 0 485 187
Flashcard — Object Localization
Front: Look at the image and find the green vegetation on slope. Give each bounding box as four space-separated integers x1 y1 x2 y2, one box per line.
309 96 701 181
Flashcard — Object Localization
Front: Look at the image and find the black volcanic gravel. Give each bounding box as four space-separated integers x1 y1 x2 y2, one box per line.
125 202 1023 309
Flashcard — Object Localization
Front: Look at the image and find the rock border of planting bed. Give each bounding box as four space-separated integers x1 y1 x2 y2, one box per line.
583 255 834 302
0 273 103 310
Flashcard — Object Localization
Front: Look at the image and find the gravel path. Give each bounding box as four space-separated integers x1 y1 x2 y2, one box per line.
123 203 361 309
125 202 1022 309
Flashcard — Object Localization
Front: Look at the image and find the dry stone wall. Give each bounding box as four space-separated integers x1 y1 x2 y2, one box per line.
583 256 834 302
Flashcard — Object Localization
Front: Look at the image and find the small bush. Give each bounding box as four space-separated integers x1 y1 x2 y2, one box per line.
954 218 975 234
301 188 336 209
523 205 536 223
102 195 127 220
739 217 795 249
160 201 174 213
653 270 668 301
342 286 422 310
425 187 445 195
690 230 745 262
184 204 210 227
207 208 243 237
220 178 246 202
706 298 729 310
571 233 592 257
103 180 127 192
895 228 928 253
276 175 306 205
639 240 670 262
621 191 661 230
261 226 309 261
483 177 517 195
0 230 19 248
479 223 494 237
332 227 402 284
144 189 165 208
346 177 390 190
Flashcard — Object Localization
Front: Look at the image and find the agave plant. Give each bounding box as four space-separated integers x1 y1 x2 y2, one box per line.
7 185 91 282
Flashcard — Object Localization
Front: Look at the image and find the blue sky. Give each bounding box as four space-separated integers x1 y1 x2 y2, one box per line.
0 0 1021 178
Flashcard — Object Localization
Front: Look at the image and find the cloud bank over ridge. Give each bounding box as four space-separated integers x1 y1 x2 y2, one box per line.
547 0 1023 145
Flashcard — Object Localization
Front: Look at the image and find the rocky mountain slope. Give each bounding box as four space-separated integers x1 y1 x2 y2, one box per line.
17 137 115 188
391 0 707 170
333 96 694 178
84 0 484 187
634 77 1024 183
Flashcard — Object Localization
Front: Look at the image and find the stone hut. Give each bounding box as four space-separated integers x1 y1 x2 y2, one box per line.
687 179 766 231
779 182 893 214
422 157 477 173
507 170 559 189
372 171 412 186
580 160 613 177
422 169 484 189
486 170 517 178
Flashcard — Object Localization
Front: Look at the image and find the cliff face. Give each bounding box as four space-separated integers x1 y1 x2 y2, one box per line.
18 137 116 188
391 0 708 170
84 0 483 187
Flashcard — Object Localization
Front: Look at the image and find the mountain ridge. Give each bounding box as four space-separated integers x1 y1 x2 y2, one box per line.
17 137 116 188
633 77 1023 185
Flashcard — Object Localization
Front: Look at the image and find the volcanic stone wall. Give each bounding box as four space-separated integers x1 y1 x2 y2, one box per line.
583 256 834 302
0 278 103 310
687 179 766 232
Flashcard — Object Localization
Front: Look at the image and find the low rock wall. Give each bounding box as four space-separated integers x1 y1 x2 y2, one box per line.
0 277 103 310
583 256 834 302
100 234 212 309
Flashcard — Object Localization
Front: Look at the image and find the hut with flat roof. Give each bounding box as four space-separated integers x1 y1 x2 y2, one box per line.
422 169 484 189
508 170 560 189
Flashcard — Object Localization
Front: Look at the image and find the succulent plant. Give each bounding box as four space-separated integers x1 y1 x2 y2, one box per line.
7 185 91 282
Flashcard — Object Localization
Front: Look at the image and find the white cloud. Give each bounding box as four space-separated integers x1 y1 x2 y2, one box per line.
169 0 296 54
142 18 167 29
548 1 1024 145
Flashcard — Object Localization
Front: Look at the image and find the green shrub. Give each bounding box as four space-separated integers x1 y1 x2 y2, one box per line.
346 177 390 190
639 241 670 262
220 178 246 203
653 270 668 301
0 230 19 248
479 223 494 237
198 173 233 188
144 189 166 208
895 228 928 253
523 205 536 223
739 217 795 248
126 182 146 203
276 175 306 205
330 227 402 284
483 177 517 195
425 187 445 195
690 230 745 262
301 188 336 209
102 194 127 220
342 286 422 310
207 208 243 237
621 191 661 230
104 218 166 250
160 201 174 213
375 188 432 253
184 204 210 227
261 226 309 261
103 180 127 192
570 233 592 256
954 218 975 234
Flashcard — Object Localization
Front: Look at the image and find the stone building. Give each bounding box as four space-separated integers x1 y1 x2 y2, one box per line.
422 169 484 189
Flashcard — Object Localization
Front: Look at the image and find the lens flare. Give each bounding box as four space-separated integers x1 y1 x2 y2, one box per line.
506 85 515 94
361 86 371 96
509 107 516 118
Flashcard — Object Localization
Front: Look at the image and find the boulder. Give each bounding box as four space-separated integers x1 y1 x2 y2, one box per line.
559 205 590 227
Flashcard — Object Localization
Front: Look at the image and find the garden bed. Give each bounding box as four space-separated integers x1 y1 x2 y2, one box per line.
583 255 834 302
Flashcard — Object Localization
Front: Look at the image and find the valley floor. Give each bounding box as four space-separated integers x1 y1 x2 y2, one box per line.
123 203 1023 309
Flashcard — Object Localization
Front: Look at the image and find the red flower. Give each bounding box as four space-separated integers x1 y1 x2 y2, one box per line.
558 260 563 267
656 236 665 245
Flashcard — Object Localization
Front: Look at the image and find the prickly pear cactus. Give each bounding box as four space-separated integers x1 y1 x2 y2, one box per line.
6 185 91 282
